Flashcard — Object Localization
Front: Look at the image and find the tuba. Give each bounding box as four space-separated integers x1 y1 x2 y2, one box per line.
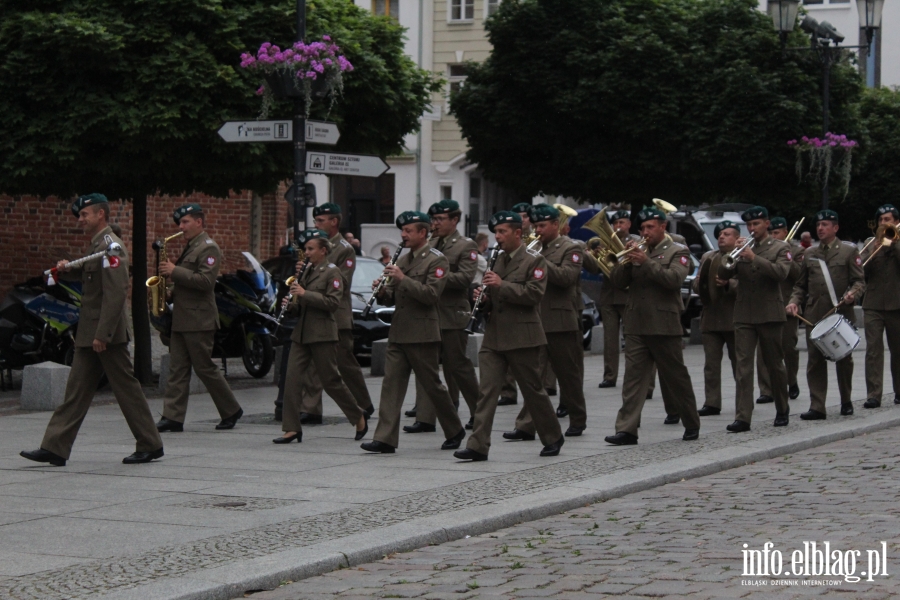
146 232 184 317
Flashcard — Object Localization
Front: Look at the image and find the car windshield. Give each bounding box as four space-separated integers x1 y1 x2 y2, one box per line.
352 259 387 294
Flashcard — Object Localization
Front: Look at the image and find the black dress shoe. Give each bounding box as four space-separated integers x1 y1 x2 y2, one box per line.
556 405 569 418
441 428 466 450
840 403 854 416
682 429 699 441
895 394 900 405
364 405 376 418
20 448 66 466
540 436 565 457
756 395 774 404
664 414 680 425
465 416 474 430
216 408 243 430
299 412 323 425
273 432 302 444
698 406 721 416
565 425 585 437
546 388 557 396
122 448 164 464
354 417 368 441
864 398 881 409
403 421 436 433
361 440 395 453
405 407 417 418
156 417 183 433
726 420 751 432
502 429 535 441
454 448 488 461
773 412 789 427
497 396 518 406
604 432 638 446
800 409 826 421
788 384 800 400
597 379 616 388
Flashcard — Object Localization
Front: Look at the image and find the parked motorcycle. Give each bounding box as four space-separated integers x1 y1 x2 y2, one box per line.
150 251 278 378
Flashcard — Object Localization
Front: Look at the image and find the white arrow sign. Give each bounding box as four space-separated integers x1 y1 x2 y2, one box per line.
218 120 292 142
306 152 389 178
305 120 340 145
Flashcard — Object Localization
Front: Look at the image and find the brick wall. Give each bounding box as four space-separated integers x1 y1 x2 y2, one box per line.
0 189 292 300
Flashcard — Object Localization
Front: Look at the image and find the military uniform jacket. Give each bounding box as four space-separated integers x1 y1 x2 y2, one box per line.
717 234 791 325
692 250 737 333
170 231 221 332
780 242 804 304
482 245 548 351
327 233 357 330
431 232 479 330
381 246 449 344
861 235 900 311
612 238 690 337
67 226 131 347
288 261 343 345
539 235 584 333
790 239 865 323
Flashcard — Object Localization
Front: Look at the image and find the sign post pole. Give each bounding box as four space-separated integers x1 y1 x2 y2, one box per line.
293 0 308 243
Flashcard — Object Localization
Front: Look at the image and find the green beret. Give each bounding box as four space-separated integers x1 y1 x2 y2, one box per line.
636 206 666 223
769 217 788 230
312 202 341 217
396 211 430 228
511 202 533 214
610 210 631 223
741 206 769 222
173 203 203 224
876 204 899 219
428 199 459 215
297 228 331 247
71 193 109 217
714 220 741 239
815 209 839 223
528 203 560 223
488 210 522 233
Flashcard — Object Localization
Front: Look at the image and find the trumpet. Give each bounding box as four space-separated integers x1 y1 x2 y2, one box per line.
275 258 311 325
862 224 899 267
722 237 755 270
45 243 125 285
785 217 805 243
464 246 500 334
362 242 405 318
615 237 648 262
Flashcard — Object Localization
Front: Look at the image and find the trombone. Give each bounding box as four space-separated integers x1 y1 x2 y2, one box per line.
785 218 804 242
862 224 899 266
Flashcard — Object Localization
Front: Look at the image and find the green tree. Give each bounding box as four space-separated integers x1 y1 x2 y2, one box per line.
0 0 438 381
451 0 863 211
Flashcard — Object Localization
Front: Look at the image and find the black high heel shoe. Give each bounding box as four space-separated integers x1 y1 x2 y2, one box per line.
273 432 302 444
355 414 369 441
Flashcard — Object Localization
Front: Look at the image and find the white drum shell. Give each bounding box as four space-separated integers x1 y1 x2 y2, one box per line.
810 314 860 362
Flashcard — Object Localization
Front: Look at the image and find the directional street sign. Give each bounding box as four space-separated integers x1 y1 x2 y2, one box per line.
305 152 389 178
217 120 292 143
305 120 340 145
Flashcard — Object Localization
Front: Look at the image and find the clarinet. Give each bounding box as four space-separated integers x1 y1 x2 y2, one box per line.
464 246 500 334
362 242 405 318
275 257 311 325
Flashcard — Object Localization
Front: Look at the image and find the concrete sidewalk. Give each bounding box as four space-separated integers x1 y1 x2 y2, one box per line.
0 344 895 600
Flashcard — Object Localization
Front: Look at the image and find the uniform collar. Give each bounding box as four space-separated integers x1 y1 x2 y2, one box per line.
185 230 207 248
506 243 524 260
91 226 113 246
329 231 342 245
648 237 670 254
819 237 841 251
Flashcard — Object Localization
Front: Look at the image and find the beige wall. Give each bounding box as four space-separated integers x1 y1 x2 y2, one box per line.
432 0 493 163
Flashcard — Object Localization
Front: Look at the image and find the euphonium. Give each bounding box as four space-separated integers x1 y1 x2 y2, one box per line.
146 232 184 317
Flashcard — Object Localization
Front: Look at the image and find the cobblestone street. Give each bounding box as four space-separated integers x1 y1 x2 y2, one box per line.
247 426 900 600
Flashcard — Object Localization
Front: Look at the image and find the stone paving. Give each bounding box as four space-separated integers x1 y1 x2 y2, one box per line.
246 425 900 600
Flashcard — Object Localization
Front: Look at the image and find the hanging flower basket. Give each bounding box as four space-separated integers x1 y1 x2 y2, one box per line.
240 36 353 118
787 133 858 199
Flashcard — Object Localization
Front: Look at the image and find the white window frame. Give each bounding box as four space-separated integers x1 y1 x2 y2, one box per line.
448 0 475 22
447 64 468 97
485 0 501 18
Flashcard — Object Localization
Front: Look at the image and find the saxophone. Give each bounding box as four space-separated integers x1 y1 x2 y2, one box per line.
146 232 184 317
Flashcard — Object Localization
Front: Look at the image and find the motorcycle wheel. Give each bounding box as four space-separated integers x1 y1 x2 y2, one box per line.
242 333 274 378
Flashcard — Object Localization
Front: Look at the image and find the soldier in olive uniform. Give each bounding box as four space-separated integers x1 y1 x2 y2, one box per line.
361 212 466 453
274 229 368 443
756 217 805 403
604 206 700 445
717 206 793 432
454 211 564 461
693 222 739 416
21 194 163 466
298 203 375 424
787 210 865 419
155 204 244 432
506 204 587 440
861 204 900 408
407 200 481 433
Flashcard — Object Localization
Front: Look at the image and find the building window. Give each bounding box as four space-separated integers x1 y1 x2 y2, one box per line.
448 64 468 96
372 0 399 19
440 185 453 200
450 0 474 21
486 0 501 17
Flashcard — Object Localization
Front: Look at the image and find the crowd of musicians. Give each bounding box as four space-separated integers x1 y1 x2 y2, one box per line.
18 194 900 466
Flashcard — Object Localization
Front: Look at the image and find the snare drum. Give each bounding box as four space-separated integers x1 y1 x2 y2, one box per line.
810 314 860 362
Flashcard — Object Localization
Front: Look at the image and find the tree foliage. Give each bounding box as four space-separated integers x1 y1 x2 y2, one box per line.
451 0 864 210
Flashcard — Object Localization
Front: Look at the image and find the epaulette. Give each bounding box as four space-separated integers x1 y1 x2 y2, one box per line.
340 239 351 248
104 234 114 246
429 247 444 257
526 247 541 258
327 262 336 268
206 238 214 244
671 241 687 249
841 241 856 247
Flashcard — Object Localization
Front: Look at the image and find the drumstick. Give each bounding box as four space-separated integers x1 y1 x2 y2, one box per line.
796 315 815 327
